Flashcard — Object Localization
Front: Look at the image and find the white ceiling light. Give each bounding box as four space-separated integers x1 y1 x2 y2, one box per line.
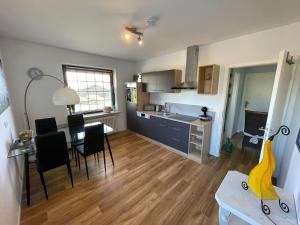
124 33 131 40
137 35 143 46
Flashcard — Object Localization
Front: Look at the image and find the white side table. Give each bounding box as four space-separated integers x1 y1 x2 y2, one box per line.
215 171 298 225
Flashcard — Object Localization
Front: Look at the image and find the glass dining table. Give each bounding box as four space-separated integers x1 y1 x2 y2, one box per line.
7 122 114 206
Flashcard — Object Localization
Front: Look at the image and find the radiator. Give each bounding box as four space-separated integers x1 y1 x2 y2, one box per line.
85 115 118 133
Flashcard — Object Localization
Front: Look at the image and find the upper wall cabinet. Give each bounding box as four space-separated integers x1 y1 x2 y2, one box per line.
141 70 182 93
198 65 220 95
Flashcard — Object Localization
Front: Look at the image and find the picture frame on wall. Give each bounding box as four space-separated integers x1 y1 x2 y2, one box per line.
0 59 10 115
297 128 300 152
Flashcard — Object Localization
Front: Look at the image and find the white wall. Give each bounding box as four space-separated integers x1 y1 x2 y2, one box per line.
0 52 23 225
236 71 275 132
233 71 246 134
224 69 244 138
243 72 275 112
0 38 136 133
136 22 300 190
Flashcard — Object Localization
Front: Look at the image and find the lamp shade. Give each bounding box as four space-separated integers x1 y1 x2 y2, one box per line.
52 87 80 105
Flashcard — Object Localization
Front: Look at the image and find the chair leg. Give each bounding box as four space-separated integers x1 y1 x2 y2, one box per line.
77 151 81 169
108 147 114 166
67 162 74 188
97 152 99 163
94 154 96 160
105 134 115 166
39 172 48 200
102 149 106 172
73 147 78 167
84 156 89 180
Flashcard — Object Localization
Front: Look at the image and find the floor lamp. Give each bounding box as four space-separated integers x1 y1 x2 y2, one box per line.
24 67 80 129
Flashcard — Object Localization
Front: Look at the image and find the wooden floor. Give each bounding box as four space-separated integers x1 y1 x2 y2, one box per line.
21 131 259 225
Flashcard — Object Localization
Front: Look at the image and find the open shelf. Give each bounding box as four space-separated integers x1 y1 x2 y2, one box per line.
190 131 203 138
190 140 202 147
188 149 202 163
190 135 203 146
188 121 212 164
198 65 220 95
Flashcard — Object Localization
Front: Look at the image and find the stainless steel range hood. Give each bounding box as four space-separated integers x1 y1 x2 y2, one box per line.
172 45 199 90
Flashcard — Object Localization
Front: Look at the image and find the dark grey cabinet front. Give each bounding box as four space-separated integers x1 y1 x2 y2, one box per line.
126 102 138 132
137 117 153 138
148 117 189 153
131 113 190 153
165 120 190 153
151 117 169 145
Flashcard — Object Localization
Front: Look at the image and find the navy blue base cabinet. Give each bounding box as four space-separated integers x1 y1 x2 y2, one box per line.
126 105 190 153
138 116 190 154
126 103 138 131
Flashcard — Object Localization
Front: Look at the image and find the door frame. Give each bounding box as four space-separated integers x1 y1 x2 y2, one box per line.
219 59 278 155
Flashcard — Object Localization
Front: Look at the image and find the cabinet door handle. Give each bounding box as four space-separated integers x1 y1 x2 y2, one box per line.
171 127 181 132
159 124 167 127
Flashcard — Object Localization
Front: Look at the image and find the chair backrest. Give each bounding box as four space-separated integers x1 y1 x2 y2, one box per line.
67 114 84 134
84 124 105 155
244 110 268 136
35 117 58 135
35 131 69 172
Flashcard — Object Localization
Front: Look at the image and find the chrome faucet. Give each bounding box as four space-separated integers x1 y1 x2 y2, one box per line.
164 103 169 114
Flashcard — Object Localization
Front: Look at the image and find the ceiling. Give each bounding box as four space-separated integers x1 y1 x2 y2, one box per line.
1 0 300 61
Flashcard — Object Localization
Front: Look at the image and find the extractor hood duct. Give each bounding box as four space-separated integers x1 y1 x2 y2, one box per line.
172 45 199 89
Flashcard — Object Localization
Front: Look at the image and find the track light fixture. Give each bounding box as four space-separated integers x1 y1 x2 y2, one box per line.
125 26 143 46
137 35 143 46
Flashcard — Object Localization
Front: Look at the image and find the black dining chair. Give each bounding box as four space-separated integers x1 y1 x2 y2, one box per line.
68 114 85 130
35 117 58 135
67 114 85 163
35 131 74 200
76 124 106 179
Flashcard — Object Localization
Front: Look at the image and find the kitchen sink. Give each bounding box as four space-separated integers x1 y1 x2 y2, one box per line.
157 112 174 117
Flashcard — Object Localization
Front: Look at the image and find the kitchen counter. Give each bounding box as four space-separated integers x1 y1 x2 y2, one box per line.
137 111 212 126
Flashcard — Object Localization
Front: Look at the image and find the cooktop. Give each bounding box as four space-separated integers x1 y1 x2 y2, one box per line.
168 114 198 122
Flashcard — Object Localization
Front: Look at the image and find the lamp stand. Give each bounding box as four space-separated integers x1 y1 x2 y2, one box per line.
24 68 79 129
67 105 75 115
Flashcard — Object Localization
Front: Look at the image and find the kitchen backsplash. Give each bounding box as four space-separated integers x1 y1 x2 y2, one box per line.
166 102 215 119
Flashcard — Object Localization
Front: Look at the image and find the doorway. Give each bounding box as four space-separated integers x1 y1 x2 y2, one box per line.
224 64 277 151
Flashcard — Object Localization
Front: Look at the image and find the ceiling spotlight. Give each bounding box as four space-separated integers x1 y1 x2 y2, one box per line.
138 36 143 46
124 33 131 40
125 26 144 46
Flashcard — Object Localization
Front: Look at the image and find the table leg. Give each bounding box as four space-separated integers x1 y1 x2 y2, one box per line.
105 134 114 166
24 153 30 206
219 206 230 225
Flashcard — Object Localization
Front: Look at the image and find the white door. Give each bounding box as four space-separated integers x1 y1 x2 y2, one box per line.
260 50 295 161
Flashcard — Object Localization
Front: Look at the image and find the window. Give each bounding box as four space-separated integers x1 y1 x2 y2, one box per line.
62 65 115 113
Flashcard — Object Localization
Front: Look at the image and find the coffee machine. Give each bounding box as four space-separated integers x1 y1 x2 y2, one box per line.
199 107 212 121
